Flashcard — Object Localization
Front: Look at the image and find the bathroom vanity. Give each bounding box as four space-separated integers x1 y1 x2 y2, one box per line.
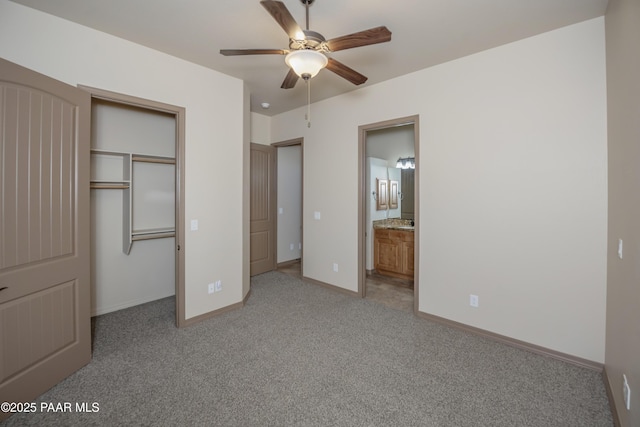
373 219 414 280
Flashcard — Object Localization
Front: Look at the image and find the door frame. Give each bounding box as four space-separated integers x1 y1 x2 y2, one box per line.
358 115 420 313
272 137 304 273
79 86 187 327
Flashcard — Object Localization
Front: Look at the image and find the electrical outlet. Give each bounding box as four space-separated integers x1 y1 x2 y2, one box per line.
623 374 631 410
208 283 215 294
469 294 479 308
290 243 294 251
214 280 222 292
333 263 339 272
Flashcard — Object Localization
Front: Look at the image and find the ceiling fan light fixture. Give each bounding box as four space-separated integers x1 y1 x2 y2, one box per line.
285 49 328 80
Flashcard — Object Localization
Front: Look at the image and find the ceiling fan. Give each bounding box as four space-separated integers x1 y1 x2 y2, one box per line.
220 0 392 89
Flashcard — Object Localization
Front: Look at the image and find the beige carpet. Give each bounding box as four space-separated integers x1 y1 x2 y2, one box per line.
2 271 613 426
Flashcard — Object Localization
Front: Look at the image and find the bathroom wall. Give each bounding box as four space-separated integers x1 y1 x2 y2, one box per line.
366 158 389 271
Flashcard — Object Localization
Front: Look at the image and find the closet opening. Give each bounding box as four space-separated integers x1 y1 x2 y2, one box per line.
83 86 186 327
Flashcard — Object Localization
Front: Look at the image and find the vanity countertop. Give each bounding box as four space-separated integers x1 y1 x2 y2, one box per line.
372 218 414 232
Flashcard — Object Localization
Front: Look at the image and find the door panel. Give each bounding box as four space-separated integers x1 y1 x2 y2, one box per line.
0 58 90 420
1 86 75 269
402 240 415 276
250 143 276 276
376 178 388 210
1 280 76 382
374 233 401 272
389 180 399 210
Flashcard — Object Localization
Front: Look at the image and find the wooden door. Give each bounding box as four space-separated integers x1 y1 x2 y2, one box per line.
0 59 91 419
250 143 276 276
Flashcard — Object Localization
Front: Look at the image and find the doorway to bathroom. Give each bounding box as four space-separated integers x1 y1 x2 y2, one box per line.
358 116 419 313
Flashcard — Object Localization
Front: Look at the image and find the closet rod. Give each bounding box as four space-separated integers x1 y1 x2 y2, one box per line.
131 232 176 241
90 183 130 189
131 155 175 165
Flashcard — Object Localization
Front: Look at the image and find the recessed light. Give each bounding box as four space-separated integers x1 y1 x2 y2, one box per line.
261 102 270 109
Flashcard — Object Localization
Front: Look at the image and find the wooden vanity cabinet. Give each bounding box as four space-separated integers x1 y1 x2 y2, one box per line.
374 228 414 279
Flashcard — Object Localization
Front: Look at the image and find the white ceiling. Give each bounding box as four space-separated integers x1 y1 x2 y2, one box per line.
11 0 608 116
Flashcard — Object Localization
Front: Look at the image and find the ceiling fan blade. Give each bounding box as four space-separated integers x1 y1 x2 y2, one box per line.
281 68 299 89
325 58 368 85
325 26 392 52
220 49 288 56
261 0 304 40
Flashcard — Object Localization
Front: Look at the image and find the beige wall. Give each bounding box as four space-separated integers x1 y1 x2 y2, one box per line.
242 85 251 300
271 18 608 362
604 0 640 424
251 112 271 145
0 1 249 320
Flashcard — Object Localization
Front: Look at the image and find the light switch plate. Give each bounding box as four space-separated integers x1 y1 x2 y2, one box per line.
190 219 199 231
618 238 623 259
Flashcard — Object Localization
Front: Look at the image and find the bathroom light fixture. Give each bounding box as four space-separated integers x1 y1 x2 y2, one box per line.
396 157 415 169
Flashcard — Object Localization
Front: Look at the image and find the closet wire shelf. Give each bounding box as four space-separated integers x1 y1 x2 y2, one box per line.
90 149 176 254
